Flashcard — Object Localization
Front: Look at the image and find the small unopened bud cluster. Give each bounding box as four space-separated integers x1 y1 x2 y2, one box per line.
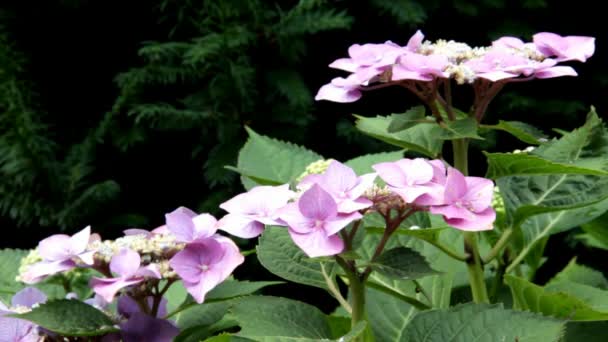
512 146 536 154
296 158 335 183
16 249 42 282
89 233 184 264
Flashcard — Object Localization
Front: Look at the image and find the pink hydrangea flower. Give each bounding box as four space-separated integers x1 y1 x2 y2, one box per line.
533 32 595 62
299 160 375 213
392 53 450 81
279 184 362 257
21 226 96 284
90 249 161 303
165 207 218 243
373 158 446 205
217 184 294 238
0 287 47 342
314 75 363 103
169 236 244 304
429 167 496 231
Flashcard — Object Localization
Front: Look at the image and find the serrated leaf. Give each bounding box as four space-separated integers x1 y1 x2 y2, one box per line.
371 247 439 280
354 114 443 157
231 296 332 340
505 275 608 321
483 120 548 144
439 117 484 140
233 127 323 189
366 286 418 341
257 227 334 290
206 280 283 301
403 302 565 342
387 106 426 132
12 299 118 336
548 259 608 289
344 150 404 175
485 152 608 179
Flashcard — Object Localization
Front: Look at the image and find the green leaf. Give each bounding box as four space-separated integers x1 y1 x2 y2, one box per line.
403 302 565 342
0 248 27 302
207 279 283 301
483 120 548 145
232 127 323 189
174 301 233 329
257 227 334 290
371 247 440 280
354 114 443 157
504 275 608 321
366 286 418 341
12 299 118 336
231 296 332 340
344 150 404 175
548 259 608 289
439 117 484 140
387 106 426 132
577 211 608 250
485 152 608 179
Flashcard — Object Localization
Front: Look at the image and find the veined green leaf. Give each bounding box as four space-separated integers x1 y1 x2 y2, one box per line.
344 150 404 175
387 106 426 132
439 117 484 140
482 120 548 145
354 114 443 157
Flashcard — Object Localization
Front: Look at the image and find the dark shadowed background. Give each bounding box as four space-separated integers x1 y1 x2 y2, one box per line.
1 0 606 311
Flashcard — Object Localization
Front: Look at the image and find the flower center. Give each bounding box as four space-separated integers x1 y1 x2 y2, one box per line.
200 264 210 272
314 220 324 229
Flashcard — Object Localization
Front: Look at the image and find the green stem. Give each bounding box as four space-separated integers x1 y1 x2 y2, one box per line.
464 232 489 303
452 138 489 303
347 270 366 329
482 228 513 264
424 239 469 262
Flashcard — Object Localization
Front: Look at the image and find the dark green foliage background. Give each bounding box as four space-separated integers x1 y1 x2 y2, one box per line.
1 0 606 309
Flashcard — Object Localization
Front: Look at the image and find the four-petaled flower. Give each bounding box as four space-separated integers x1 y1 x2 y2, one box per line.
165 206 218 243
217 184 294 238
169 237 244 303
279 184 362 257
90 249 161 302
298 161 375 213
21 226 96 284
429 167 496 231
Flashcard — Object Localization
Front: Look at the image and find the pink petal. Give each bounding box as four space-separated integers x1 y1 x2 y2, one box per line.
37 234 71 261
314 82 361 103
323 212 362 236
288 229 344 258
430 203 477 221
477 71 519 81
373 162 408 187
110 249 141 278
135 264 161 279
213 235 245 280
166 207 198 242
90 277 143 303
68 226 91 255
182 273 221 304
216 214 264 238
298 184 337 220
348 172 377 199
337 197 373 213
492 36 525 49
169 239 225 283
428 159 447 184
151 225 169 235
11 287 47 308
534 66 577 79
443 207 496 231
463 177 495 212
278 203 315 234
407 159 435 185
406 30 424 51
444 167 467 203
192 213 218 240
20 260 76 284
318 161 358 195
77 251 96 266
329 58 359 72
391 64 432 81
391 185 436 204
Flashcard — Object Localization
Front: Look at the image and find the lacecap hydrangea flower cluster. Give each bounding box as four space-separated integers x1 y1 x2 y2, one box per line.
316 31 594 103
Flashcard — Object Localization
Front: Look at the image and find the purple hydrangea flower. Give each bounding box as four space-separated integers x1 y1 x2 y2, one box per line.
169 236 244 303
21 226 95 284
165 207 218 243
217 184 294 238
279 184 362 257
90 249 161 302
0 287 47 342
